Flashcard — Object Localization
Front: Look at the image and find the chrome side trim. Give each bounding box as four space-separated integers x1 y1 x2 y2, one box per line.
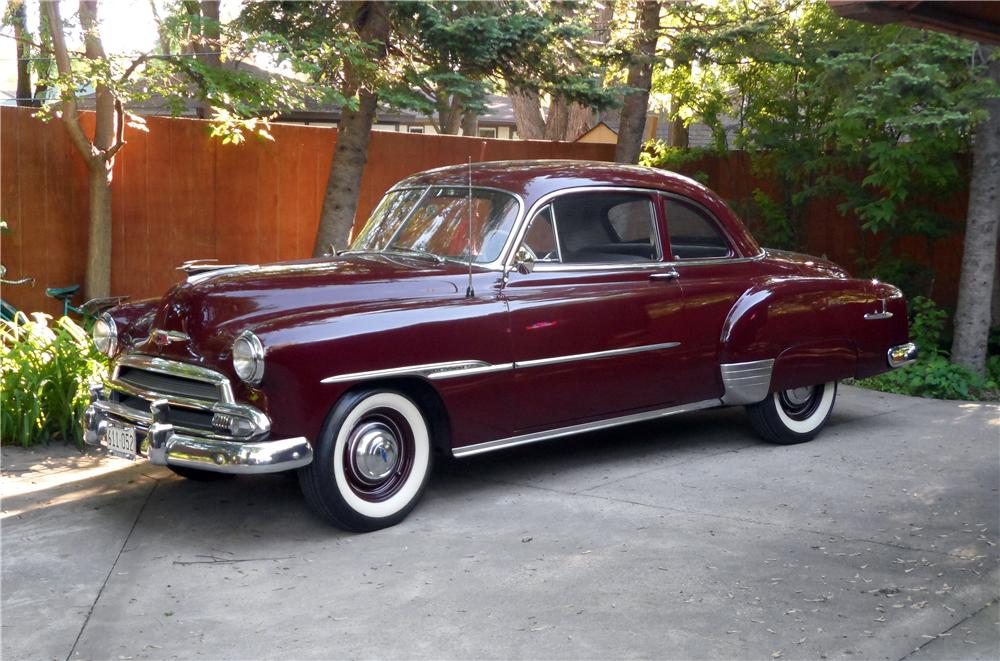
321 343 681 384
321 360 514 385
114 354 235 403
452 398 720 458
720 359 775 405
534 262 667 273
887 342 918 369
515 341 681 369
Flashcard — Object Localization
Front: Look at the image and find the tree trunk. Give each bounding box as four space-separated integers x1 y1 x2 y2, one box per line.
510 88 546 139
47 1 121 299
668 90 688 147
313 1 391 256
615 1 660 164
439 95 464 135
560 103 593 141
12 0 32 107
951 52 1000 376
461 110 479 137
542 97 593 141
86 167 113 299
544 96 570 141
198 1 221 68
79 1 117 299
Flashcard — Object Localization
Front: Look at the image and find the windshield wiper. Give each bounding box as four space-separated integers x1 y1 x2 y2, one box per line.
385 247 445 264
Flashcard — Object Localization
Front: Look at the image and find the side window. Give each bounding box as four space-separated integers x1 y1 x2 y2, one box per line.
521 205 560 261
551 193 659 263
664 198 732 260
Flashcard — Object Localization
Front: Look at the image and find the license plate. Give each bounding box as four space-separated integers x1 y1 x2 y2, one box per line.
105 423 137 459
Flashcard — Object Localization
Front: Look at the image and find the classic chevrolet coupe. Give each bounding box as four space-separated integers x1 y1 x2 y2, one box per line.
84 161 916 531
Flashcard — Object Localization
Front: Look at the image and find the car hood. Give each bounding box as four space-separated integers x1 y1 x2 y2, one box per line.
141 253 472 360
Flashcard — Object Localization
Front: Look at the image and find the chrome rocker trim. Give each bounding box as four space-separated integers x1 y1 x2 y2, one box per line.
887 342 918 369
452 398 720 458
720 359 775 405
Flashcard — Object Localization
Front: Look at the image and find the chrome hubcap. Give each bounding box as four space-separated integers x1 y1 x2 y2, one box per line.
348 421 400 485
783 386 815 406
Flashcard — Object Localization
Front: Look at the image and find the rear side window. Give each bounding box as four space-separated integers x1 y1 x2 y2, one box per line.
550 193 659 263
664 198 732 260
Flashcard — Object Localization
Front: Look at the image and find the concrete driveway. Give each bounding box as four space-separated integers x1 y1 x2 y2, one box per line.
2 386 998 660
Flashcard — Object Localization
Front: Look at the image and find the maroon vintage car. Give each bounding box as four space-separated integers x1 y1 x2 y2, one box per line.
84 161 916 531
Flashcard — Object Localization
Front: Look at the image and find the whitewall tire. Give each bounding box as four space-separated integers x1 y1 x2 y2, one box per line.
746 381 837 445
299 389 432 531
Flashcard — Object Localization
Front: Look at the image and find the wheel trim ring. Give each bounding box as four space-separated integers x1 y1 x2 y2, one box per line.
772 381 836 435
341 409 415 503
778 385 822 421
330 392 430 520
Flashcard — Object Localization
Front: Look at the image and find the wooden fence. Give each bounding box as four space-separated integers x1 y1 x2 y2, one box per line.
0 106 614 315
0 105 975 316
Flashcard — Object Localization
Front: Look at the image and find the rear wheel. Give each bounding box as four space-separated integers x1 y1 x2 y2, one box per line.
746 381 837 445
299 389 432 532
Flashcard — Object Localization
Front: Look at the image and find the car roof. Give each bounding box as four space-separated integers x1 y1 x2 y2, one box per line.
394 160 716 205
392 159 760 258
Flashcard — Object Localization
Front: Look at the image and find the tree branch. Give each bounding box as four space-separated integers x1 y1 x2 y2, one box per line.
44 1 99 166
104 98 126 160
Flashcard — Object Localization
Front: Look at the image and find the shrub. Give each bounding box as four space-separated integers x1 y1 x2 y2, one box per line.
0 313 106 447
853 297 999 401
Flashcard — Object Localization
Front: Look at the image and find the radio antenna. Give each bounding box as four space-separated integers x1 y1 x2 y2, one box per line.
465 156 475 298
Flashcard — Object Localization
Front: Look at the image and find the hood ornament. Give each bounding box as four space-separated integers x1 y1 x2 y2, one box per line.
151 329 190 346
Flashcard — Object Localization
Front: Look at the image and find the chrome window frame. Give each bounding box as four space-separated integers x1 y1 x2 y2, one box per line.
504 186 669 273
359 185 526 271
660 191 744 264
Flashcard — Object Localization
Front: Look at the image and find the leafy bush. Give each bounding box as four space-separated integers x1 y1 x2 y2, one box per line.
854 297 999 401
0 313 106 447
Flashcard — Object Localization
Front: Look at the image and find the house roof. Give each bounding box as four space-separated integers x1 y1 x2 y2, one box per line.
829 1 1000 44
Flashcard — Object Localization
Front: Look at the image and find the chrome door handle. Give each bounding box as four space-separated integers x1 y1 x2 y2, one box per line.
650 270 680 281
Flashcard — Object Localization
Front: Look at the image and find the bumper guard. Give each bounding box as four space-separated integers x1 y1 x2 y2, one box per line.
83 387 312 474
887 342 918 369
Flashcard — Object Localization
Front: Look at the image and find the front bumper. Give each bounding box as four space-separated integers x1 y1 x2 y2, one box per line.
83 397 312 473
83 354 313 474
887 342 918 369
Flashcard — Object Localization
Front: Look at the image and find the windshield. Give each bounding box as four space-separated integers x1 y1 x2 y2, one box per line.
349 187 520 264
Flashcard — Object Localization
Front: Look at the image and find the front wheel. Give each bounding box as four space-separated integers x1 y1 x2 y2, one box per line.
746 381 837 445
299 389 432 532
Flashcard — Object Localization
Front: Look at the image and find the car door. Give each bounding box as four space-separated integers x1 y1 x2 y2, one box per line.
502 189 688 433
661 193 761 403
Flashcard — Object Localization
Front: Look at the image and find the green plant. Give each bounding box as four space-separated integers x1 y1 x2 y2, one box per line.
0 313 106 447
853 297 999 401
640 142 711 184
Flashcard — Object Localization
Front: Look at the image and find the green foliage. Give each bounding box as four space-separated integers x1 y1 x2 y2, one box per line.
653 0 998 265
639 141 711 183
854 297 999 401
0 314 106 447
239 0 619 129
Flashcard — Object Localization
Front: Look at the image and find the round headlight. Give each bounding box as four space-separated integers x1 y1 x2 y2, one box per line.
232 331 265 385
92 313 118 356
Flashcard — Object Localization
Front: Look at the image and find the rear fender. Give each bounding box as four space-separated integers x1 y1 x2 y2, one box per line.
719 277 875 401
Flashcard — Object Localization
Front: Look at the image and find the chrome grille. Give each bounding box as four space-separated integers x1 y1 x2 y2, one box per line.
117 366 222 402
